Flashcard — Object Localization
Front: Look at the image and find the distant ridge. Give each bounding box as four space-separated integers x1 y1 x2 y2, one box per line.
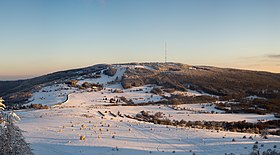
1 62 280 108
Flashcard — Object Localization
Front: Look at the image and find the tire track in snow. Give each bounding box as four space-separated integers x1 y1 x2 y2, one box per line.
122 121 150 155
125 120 188 154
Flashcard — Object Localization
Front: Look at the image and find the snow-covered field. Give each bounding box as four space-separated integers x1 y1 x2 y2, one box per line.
65 85 164 106
16 65 280 155
27 84 77 106
17 104 280 155
77 66 126 86
107 105 277 123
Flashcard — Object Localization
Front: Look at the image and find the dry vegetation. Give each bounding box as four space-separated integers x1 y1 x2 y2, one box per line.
1 62 280 114
121 63 280 113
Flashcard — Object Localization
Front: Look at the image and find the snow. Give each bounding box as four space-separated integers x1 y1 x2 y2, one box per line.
116 85 164 104
246 95 267 100
215 101 240 104
61 85 164 106
189 67 197 70
27 65 159 107
175 103 224 113
0 97 5 111
17 88 280 155
27 84 76 106
0 97 4 102
107 105 277 123
77 66 126 86
115 64 155 71
0 104 5 111
27 66 126 107
133 65 155 71
171 89 216 97
17 64 280 155
17 104 280 155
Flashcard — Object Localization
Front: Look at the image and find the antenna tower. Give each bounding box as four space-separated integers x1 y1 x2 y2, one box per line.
165 42 167 63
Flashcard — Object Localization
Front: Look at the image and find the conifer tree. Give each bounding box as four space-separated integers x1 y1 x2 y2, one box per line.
0 97 33 155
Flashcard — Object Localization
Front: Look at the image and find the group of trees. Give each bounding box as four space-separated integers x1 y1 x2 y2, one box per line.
0 97 33 155
135 110 280 135
66 80 104 91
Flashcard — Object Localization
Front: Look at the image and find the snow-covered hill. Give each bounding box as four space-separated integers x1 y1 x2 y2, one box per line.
13 64 280 154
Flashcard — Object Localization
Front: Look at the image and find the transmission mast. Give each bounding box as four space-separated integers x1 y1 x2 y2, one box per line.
165 42 167 63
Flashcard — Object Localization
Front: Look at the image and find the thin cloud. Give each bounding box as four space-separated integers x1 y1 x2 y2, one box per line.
266 54 280 58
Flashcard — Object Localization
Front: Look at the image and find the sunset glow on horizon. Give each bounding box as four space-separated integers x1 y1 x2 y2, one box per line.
1 0 279 80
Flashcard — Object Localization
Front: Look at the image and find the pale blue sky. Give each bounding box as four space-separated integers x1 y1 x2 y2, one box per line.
0 0 280 80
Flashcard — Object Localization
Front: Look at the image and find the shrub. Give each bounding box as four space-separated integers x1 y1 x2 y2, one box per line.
65 80 78 87
250 149 280 155
104 67 117 76
119 96 128 103
80 135 86 140
30 104 48 110
151 87 162 95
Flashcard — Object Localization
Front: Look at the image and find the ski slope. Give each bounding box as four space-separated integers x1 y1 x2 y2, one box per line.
27 84 77 106
17 64 280 155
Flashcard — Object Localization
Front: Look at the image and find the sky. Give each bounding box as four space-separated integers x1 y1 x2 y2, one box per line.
0 0 279 80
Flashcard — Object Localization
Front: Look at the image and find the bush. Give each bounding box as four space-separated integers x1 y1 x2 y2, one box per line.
151 87 163 95
30 104 48 110
154 112 163 119
81 82 91 88
104 67 117 76
65 80 78 87
79 135 85 140
250 149 280 155
119 96 128 103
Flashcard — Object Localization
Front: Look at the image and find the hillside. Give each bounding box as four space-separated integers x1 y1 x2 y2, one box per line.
1 62 280 113
7 63 278 155
122 63 280 96
0 64 108 105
